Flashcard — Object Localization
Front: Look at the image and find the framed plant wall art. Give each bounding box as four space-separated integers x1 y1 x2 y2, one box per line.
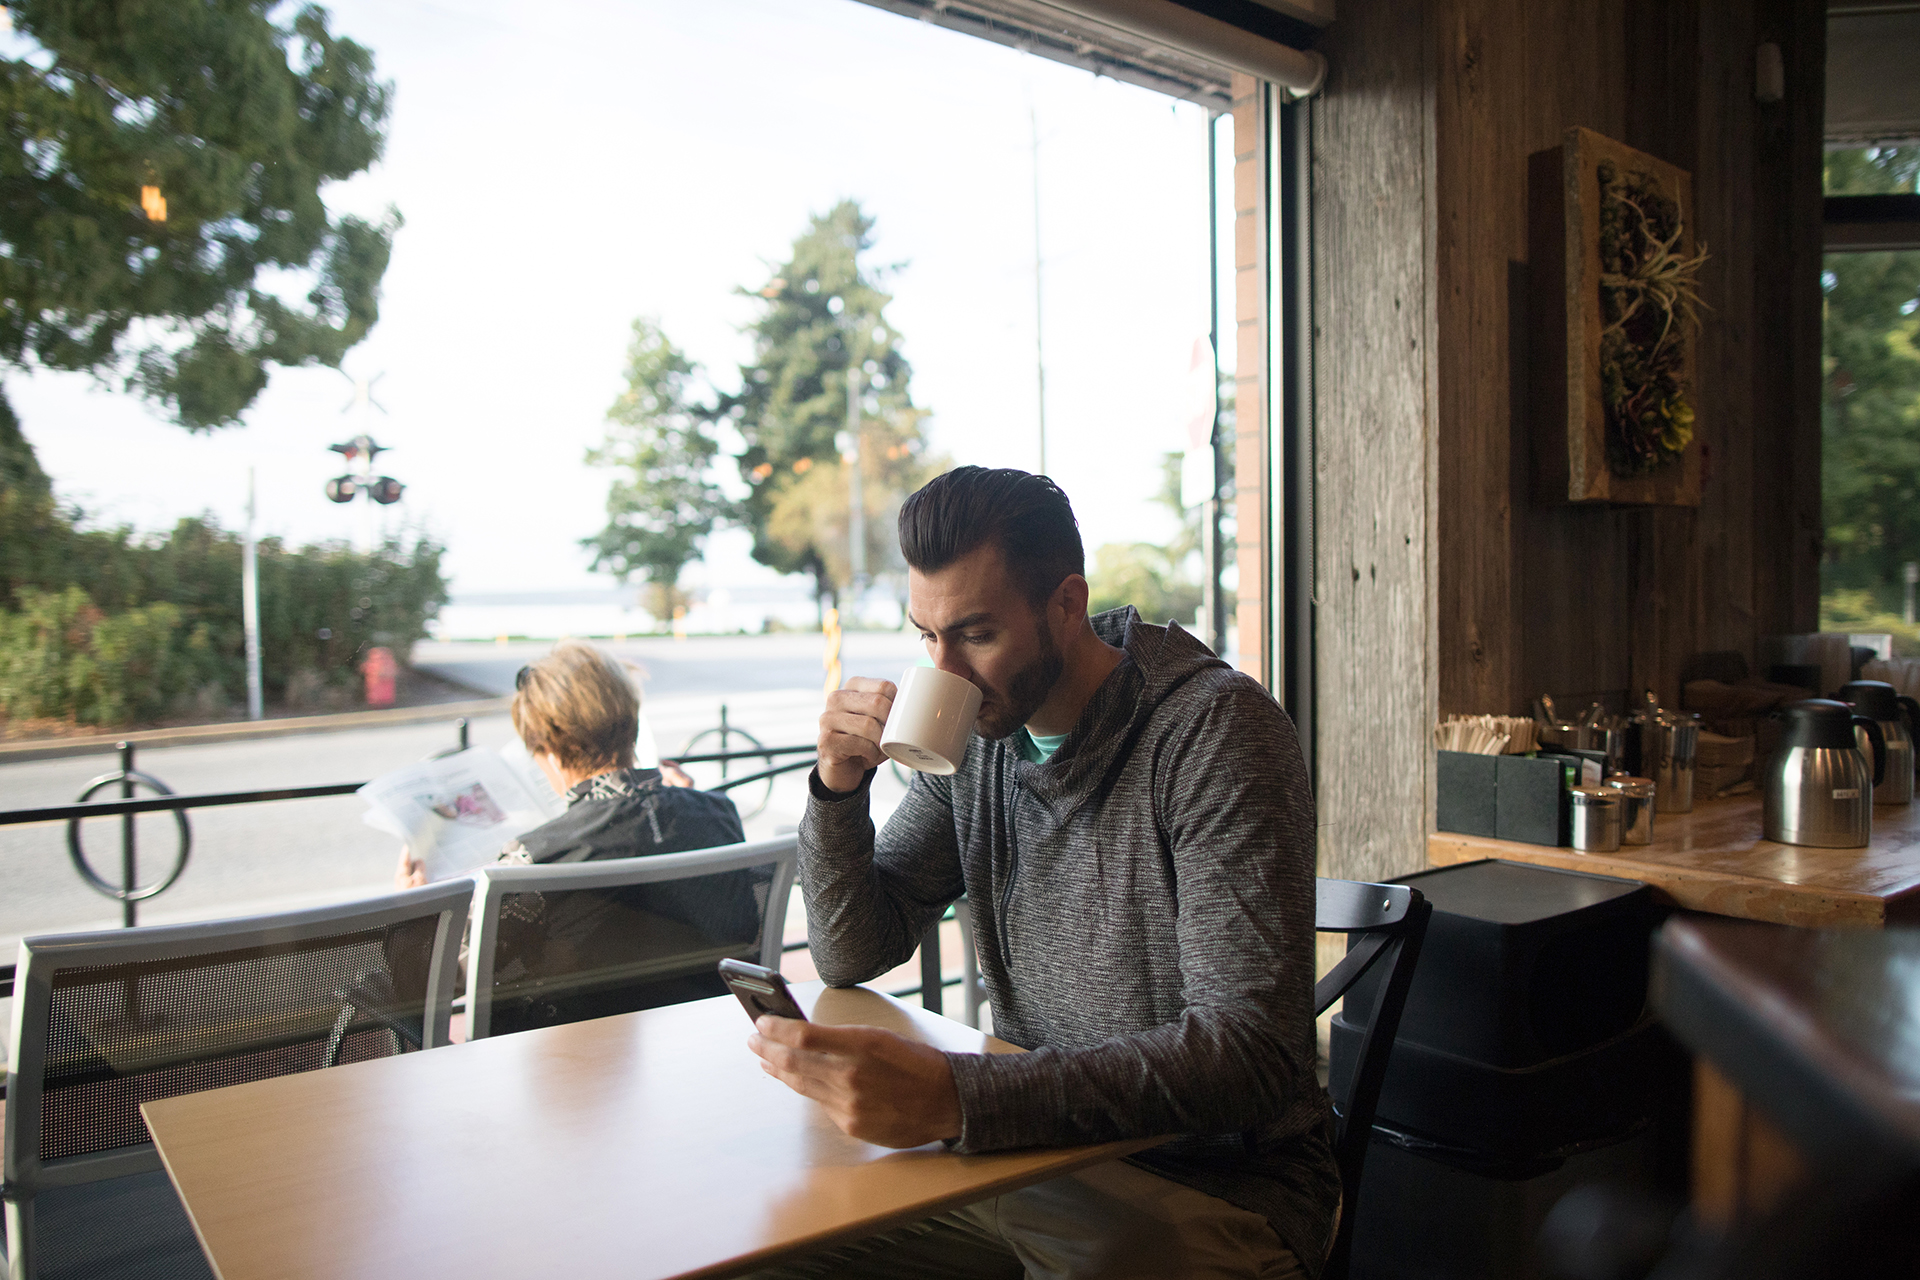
1529 127 1708 506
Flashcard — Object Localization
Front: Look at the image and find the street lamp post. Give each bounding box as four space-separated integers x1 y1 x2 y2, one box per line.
242 468 263 720
829 294 867 617
845 363 865 594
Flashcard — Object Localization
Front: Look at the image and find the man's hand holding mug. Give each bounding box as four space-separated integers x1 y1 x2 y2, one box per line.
816 667 984 794
817 676 897 794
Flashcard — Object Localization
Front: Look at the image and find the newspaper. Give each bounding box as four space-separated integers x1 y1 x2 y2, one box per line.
359 738 567 881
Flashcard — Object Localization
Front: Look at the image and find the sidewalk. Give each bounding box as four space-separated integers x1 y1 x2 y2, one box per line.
0 691 510 764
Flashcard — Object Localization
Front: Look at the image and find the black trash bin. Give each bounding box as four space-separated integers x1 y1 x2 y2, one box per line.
1328 859 1690 1280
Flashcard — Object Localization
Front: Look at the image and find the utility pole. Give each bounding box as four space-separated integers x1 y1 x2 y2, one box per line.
242 467 263 721
1906 561 1917 626
846 362 865 596
1031 104 1048 477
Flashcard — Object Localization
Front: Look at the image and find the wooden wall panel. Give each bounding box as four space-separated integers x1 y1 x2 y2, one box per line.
1432 0 1527 719
1425 0 1824 721
1304 0 1824 877
1309 0 1435 882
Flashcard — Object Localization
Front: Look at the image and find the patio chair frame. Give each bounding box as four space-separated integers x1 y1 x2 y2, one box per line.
3 880 472 1280
1314 877 1431 1280
464 834 798 1041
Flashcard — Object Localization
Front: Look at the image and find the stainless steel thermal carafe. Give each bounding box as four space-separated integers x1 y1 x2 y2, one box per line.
1763 700 1885 848
1835 679 1918 806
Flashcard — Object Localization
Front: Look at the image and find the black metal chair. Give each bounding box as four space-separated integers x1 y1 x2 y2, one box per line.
1315 877 1432 1280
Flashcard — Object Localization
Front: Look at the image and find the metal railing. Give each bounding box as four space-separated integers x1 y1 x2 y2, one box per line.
0 726 820 1000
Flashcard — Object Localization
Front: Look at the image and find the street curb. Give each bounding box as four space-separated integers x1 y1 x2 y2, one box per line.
0 698 512 764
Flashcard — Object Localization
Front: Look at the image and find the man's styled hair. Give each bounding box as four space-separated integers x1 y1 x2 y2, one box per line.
898 466 1084 607
511 640 640 774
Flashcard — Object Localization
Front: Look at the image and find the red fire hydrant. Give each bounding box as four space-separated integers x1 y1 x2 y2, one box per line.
363 646 397 708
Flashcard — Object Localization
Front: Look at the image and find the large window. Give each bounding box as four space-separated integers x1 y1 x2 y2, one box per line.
1820 147 1920 643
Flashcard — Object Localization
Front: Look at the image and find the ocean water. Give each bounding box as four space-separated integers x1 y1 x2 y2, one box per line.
428 587 908 641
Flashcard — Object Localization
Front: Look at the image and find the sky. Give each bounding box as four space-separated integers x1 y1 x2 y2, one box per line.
7 0 1228 598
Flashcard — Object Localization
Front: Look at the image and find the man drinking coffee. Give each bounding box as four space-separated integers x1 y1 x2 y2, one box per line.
749 466 1335 1279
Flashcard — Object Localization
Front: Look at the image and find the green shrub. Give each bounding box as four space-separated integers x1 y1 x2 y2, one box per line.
1820 588 1920 658
0 504 448 726
0 587 219 724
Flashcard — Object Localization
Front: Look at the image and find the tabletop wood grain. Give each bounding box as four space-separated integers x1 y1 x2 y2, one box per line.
142 984 1159 1280
1428 793 1920 927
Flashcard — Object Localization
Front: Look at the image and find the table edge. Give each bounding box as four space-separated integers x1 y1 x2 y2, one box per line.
1651 919 1920 1176
687 1136 1167 1280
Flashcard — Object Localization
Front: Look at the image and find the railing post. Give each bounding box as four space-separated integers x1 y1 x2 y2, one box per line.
119 740 137 928
919 922 943 1016
457 717 469 753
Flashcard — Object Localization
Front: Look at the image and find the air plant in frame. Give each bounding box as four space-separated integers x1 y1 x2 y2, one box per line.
1597 159 1710 477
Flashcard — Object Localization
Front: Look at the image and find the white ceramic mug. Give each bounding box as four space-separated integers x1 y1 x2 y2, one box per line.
880 666 982 775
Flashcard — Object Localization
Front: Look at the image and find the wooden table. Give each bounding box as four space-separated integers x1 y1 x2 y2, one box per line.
141 984 1155 1280
1428 792 1920 927
1653 918 1920 1225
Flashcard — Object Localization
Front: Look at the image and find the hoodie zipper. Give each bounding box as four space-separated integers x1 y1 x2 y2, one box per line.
997 769 1024 972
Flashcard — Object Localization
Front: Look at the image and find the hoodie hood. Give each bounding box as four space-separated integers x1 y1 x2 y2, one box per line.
1012 605 1234 814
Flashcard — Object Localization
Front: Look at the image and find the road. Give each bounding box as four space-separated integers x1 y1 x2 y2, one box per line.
0 631 928 1052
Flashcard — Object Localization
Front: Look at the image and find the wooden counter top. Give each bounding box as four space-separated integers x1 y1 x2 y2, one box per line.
1428 793 1920 928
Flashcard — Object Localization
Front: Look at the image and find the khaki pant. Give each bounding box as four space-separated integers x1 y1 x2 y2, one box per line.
750 1159 1309 1280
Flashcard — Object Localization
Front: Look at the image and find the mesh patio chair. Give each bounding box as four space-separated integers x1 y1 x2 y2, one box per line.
2 880 472 1280
1314 877 1431 1280
465 834 798 1040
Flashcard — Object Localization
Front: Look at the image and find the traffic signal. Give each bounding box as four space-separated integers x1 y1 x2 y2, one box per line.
369 476 405 505
325 476 357 503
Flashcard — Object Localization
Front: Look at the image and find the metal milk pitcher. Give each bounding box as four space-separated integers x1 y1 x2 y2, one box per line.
1836 680 1918 805
1641 691 1701 814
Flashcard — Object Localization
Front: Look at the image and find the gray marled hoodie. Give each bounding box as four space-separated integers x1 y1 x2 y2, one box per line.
799 607 1340 1273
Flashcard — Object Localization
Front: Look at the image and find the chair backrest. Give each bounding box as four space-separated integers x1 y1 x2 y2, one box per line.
465 834 798 1040
1314 878 1431 1279
3 880 471 1203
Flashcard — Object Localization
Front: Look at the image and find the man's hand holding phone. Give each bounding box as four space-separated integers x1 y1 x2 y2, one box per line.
816 676 896 795
748 1015 963 1149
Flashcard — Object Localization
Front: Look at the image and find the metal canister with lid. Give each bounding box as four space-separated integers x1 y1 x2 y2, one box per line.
1569 786 1623 852
1603 775 1657 845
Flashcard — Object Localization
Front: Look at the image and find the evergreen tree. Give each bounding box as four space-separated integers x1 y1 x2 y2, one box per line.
0 0 398 434
584 319 730 622
729 201 935 613
1822 147 1920 604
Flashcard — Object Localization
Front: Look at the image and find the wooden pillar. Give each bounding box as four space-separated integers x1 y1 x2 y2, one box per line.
1230 72 1272 688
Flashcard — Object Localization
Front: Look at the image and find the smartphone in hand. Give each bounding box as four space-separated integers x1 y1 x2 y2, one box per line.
719 959 809 1024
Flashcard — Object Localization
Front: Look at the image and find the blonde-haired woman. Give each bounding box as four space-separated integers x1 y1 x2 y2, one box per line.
394 641 752 1028
397 640 737 885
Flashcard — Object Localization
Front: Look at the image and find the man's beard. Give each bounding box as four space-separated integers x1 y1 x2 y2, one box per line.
975 621 1065 740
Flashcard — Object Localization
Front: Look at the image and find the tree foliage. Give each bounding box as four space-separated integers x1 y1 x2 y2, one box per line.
1088 452 1204 627
1822 147 1920 605
0 0 398 430
587 202 939 619
584 319 731 621
729 200 935 608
